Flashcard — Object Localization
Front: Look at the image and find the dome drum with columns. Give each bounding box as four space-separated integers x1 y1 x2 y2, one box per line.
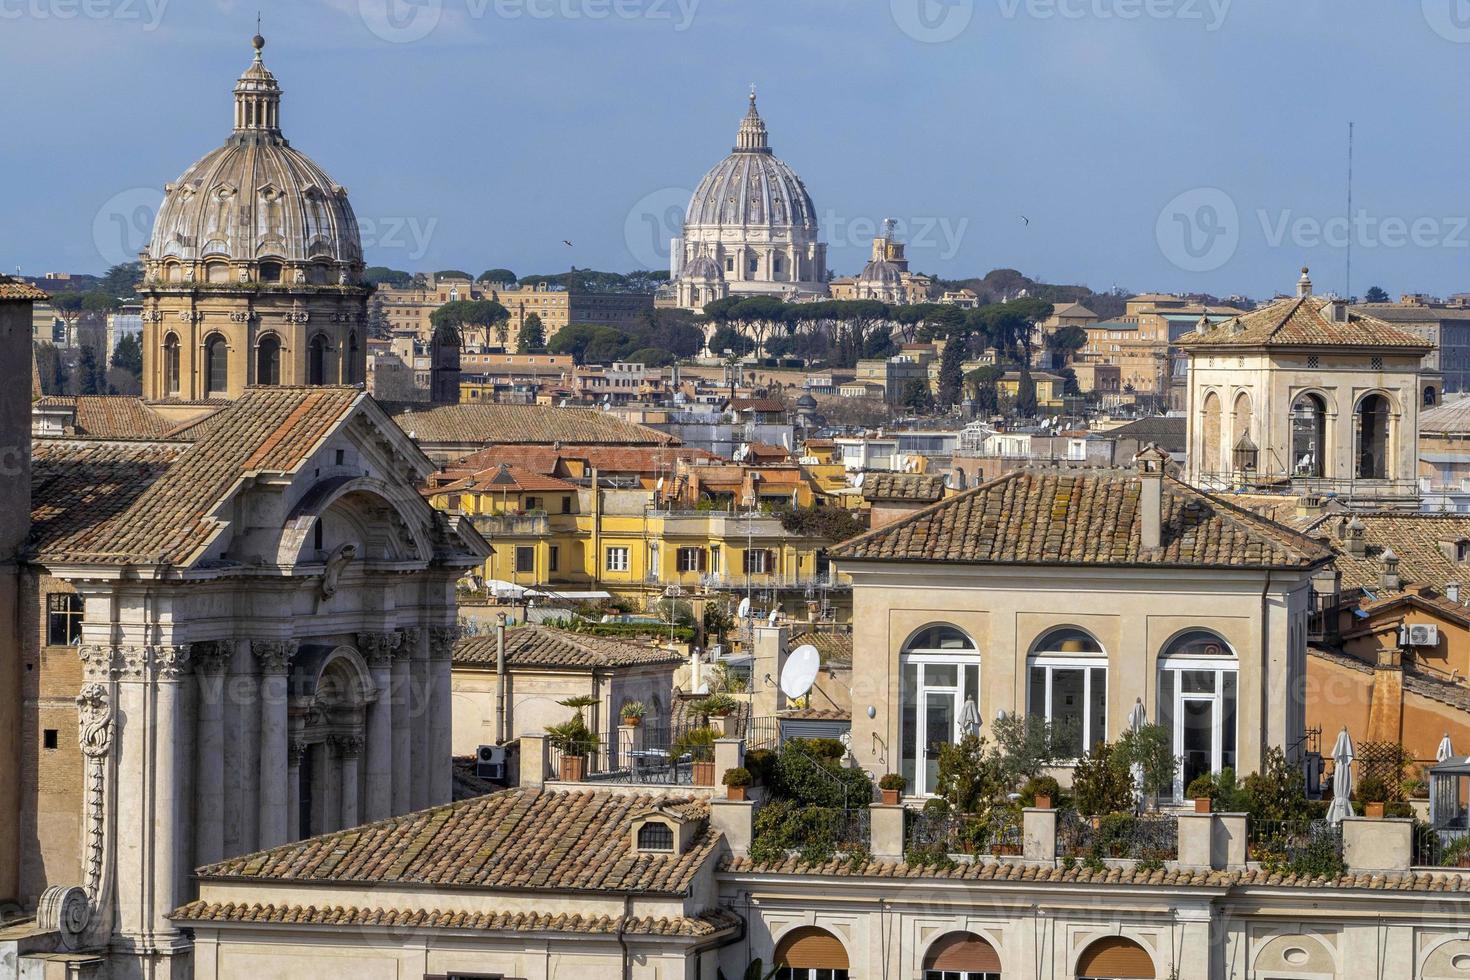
672 90 828 311
140 35 371 401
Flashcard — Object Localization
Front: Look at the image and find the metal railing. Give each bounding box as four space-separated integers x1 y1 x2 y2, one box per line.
1414 824 1470 867
907 808 1024 857
1056 811 1178 862
1247 819 1344 865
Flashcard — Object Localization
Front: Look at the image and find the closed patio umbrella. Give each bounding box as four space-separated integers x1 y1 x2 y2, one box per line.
959 697 981 737
1127 698 1147 810
1327 727 1355 825
1438 732 1455 764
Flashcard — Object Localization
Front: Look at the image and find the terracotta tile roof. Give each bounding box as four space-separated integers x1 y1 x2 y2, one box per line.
1310 644 1470 715
1310 513 1470 590
862 472 945 503
723 855 1470 892
831 469 1333 571
170 900 740 938
790 630 852 666
446 444 719 478
1096 417 1187 453
779 707 851 722
1175 295 1431 350
386 403 676 447
455 626 685 671
33 396 174 439
434 463 578 496
0 275 47 301
731 398 785 413
29 387 361 565
198 789 716 895
1420 397 1470 436
452 756 502 800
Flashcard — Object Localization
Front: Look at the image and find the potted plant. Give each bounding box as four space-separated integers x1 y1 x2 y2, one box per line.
878 773 907 805
698 693 739 718
673 726 717 786
1365 801 1386 819
1022 776 1059 810
723 766 752 801
546 714 596 782
620 700 646 727
1186 773 1215 813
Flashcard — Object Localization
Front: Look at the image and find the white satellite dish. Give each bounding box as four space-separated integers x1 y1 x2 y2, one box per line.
737 597 751 619
853 473 865 489
780 644 820 700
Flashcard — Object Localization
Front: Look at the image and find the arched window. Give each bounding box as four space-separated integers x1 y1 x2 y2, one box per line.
256 334 281 385
923 931 1002 980
1357 393 1391 480
1425 385 1439 408
1159 630 1238 800
309 334 329 385
346 331 361 384
1200 391 1222 477
204 333 229 396
900 625 978 797
636 822 673 852
774 927 849 980
1231 390 1253 451
258 261 282 283
1076 936 1155 979
163 333 180 396
1291 393 1326 478
1027 628 1107 758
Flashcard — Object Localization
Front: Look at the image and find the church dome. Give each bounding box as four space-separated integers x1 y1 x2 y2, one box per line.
685 92 818 232
683 254 724 280
146 35 363 284
859 258 904 285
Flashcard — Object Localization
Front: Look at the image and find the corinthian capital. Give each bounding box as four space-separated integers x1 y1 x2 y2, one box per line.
252 639 299 673
77 644 115 679
190 639 234 674
394 627 421 661
428 626 458 662
153 645 192 680
356 630 402 667
115 646 151 678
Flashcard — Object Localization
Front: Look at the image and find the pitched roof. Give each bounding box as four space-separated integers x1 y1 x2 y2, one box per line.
197 789 716 896
862 472 946 503
33 396 175 440
386 403 676 447
1095 416 1187 453
1310 513 1470 591
1420 397 1470 436
830 469 1334 571
722 855 1470 893
29 387 362 565
434 463 578 496
455 626 685 671
0 275 47 301
790 630 853 666
1175 295 1431 350
170 901 740 938
448 444 718 476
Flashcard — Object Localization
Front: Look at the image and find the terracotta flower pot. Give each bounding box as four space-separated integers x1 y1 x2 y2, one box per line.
622 716 641 728
1366 802 1385 819
559 754 586 782
727 785 747 802
881 788 901 806
1034 794 1052 810
693 760 715 787
1194 797 1212 814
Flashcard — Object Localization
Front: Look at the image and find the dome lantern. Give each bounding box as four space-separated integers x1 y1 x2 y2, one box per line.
233 33 282 136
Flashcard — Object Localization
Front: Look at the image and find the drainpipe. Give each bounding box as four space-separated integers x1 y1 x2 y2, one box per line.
495 612 507 744
617 893 632 980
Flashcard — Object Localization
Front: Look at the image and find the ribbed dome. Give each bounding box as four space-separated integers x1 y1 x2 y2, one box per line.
683 254 724 280
859 258 904 285
146 35 363 280
684 92 817 231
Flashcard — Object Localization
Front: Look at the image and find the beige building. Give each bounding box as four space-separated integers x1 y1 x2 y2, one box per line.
831 455 1332 800
1178 269 1434 506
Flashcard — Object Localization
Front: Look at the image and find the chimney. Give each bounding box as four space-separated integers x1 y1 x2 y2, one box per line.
1297 266 1313 297
1344 517 1367 558
1135 444 1167 551
1447 582 1461 604
1380 548 1401 592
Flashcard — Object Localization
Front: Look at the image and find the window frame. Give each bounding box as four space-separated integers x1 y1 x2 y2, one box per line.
605 546 630 572
514 546 535 575
46 592 84 647
1027 627 1108 759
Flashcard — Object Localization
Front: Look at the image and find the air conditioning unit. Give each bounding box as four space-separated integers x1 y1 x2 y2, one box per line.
1404 624 1440 647
475 744 506 782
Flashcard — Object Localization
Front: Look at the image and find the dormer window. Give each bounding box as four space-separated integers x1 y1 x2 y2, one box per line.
636 822 674 852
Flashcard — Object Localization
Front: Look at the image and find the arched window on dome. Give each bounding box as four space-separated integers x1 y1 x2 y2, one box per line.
256 335 281 386
346 332 361 384
1357 392 1391 480
308 334 329 385
163 333 181 396
204 334 229 397
1290 393 1326 478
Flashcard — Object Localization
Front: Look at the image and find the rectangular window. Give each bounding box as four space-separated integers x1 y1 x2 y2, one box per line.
514 547 535 574
561 495 573 514
742 549 771 574
548 545 559 572
1029 660 1107 758
677 547 706 572
606 547 630 572
524 496 541 512
46 593 83 646
43 729 58 750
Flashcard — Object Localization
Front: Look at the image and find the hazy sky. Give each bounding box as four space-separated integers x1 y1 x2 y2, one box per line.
5 0 1470 300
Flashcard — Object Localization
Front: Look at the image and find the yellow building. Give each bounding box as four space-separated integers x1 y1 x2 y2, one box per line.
997 370 1067 410
426 462 851 620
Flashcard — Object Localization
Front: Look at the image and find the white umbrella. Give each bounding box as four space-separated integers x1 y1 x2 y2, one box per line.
1127 698 1147 810
959 697 981 737
1437 732 1455 764
1327 727 1355 825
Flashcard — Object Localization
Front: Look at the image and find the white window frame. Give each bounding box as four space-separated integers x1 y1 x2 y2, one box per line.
1028 653 1108 760
605 546 630 572
1159 649 1239 800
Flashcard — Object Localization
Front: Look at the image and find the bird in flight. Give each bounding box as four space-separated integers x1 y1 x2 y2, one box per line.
1020 216 1030 226
563 240 574 247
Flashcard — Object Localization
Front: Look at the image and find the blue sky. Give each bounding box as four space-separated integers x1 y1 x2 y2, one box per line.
5 0 1470 300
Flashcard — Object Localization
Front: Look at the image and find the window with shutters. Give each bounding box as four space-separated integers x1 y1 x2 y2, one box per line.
677 547 706 573
743 549 771 574
1075 936 1155 979
774 926 849 980
922 931 1002 980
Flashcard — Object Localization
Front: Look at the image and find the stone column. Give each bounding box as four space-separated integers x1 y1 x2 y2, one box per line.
409 628 431 811
338 735 363 829
428 627 456 806
321 737 340 835
192 641 231 867
255 640 297 849
287 740 306 843
391 630 414 814
152 645 191 939
358 631 400 822
112 646 151 944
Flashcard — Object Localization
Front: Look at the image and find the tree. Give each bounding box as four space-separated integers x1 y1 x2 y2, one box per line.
98 261 143 298
1045 325 1088 365
434 269 473 280
965 365 1002 414
1015 366 1038 417
76 345 104 395
362 266 413 288
110 333 143 376
479 268 517 285
430 299 510 351
1364 285 1391 304
708 324 753 357
627 347 675 367
898 376 933 414
517 312 546 353
33 342 65 396
937 334 965 408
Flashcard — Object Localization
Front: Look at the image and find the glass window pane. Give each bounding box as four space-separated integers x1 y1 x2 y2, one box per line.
1183 669 1215 694
924 664 958 688
1035 627 1102 654
1053 667 1085 755
1028 665 1046 720
964 665 978 703
901 662 918 792
1222 672 1238 770
1159 670 1175 737
1089 666 1107 752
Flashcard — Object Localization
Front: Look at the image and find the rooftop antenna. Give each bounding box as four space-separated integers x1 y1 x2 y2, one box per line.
1345 121 1354 300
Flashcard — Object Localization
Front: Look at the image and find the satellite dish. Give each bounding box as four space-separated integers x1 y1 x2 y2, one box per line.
853 473 865 489
780 644 820 700
737 597 751 619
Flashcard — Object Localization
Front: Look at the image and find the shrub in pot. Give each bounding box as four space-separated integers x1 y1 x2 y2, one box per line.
723 766 752 801
878 773 907 805
619 700 646 726
1022 775 1060 809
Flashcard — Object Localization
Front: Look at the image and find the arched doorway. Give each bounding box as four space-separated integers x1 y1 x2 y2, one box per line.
1200 391 1222 476
1231 391 1253 455
1028 627 1107 758
256 334 281 385
1291 393 1327 478
899 624 979 797
1357 393 1391 480
1158 630 1238 799
923 931 1002 979
308 334 329 385
1076 936 1155 979
774 926 848 980
204 333 229 396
